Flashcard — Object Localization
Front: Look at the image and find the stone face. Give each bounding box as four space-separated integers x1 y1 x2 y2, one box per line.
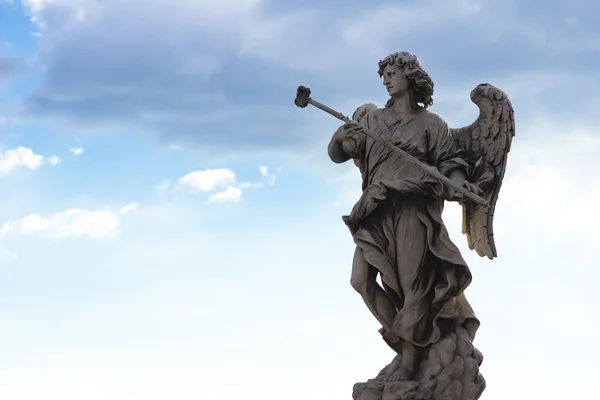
296 51 515 400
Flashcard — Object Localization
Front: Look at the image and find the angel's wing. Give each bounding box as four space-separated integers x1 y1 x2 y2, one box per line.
352 103 379 122
450 83 515 259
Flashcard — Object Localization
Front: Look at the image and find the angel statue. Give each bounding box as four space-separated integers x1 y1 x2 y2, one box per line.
296 51 515 400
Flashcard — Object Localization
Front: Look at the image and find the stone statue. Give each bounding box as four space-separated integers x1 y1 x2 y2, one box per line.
351 103 379 180
294 51 515 400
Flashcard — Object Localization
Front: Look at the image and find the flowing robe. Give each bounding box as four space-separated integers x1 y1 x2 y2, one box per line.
342 108 480 348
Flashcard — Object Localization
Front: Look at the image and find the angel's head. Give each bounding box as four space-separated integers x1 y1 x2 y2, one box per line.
377 52 434 109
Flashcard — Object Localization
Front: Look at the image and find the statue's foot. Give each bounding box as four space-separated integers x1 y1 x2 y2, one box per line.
387 340 417 381
386 366 414 382
385 350 416 382
382 353 403 375
357 328 487 400
382 353 415 382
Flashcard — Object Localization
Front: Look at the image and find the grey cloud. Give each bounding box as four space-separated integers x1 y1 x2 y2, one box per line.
9 0 600 156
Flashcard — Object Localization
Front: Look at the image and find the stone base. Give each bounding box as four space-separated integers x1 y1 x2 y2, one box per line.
353 326 485 400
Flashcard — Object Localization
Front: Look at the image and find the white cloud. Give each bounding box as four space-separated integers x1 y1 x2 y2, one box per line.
177 166 276 203
119 202 139 214
47 155 61 165
0 146 60 175
1 154 597 400
239 165 277 189
208 186 243 204
177 168 236 192
22 0 50 13
259 164 276 186
68 147 84 155
1 116 598 399
0 205 137 239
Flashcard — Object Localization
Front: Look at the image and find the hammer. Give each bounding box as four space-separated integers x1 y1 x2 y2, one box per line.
293 85 489 207
295 86 353 123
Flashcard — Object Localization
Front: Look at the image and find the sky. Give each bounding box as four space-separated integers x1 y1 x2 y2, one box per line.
0 0 599 399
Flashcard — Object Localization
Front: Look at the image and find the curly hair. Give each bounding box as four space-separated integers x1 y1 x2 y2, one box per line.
377 51 434 108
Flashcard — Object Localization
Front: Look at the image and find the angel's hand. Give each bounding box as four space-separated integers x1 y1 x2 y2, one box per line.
462 181 483 196
447 180 483 202
332 121 365 143
343 121 365 139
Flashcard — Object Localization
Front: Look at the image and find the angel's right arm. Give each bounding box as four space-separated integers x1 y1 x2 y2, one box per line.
328 125 353 163
328 118 368 164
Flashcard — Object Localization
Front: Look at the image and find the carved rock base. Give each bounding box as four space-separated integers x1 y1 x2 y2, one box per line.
353 326 485 400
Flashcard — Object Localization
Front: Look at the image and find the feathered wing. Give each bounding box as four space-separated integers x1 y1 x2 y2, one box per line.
450 84 515 259
353 103 379 122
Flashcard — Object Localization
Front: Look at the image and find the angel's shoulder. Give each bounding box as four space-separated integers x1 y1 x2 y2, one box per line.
420 109 450 131
365 107 384 120
359 107 384 129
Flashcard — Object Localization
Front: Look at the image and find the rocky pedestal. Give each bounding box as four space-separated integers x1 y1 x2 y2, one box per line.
352 327 485 400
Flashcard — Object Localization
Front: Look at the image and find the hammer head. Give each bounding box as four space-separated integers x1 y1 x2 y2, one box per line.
294 86 311 108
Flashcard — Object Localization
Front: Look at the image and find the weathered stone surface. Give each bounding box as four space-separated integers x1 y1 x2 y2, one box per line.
353 326 486 400
295 50 515 399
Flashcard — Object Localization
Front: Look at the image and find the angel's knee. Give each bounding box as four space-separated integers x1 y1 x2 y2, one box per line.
350 273 368 295
350 247 371 295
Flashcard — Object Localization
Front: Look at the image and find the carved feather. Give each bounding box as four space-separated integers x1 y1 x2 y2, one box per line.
450 83 515 259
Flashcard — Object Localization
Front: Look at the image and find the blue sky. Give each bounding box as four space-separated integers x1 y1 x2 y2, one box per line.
0 0 599 398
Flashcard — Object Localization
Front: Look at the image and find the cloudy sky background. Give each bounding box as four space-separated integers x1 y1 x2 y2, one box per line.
1 0 599 399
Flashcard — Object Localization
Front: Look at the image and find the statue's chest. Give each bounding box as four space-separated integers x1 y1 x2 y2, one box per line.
374 116 428 159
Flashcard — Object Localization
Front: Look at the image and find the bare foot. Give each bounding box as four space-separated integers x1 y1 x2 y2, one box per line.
383 353 403 375
386 342 417 381
387 366 414 382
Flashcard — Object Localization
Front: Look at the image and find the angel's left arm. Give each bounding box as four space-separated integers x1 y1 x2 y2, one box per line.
426 116 471 184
